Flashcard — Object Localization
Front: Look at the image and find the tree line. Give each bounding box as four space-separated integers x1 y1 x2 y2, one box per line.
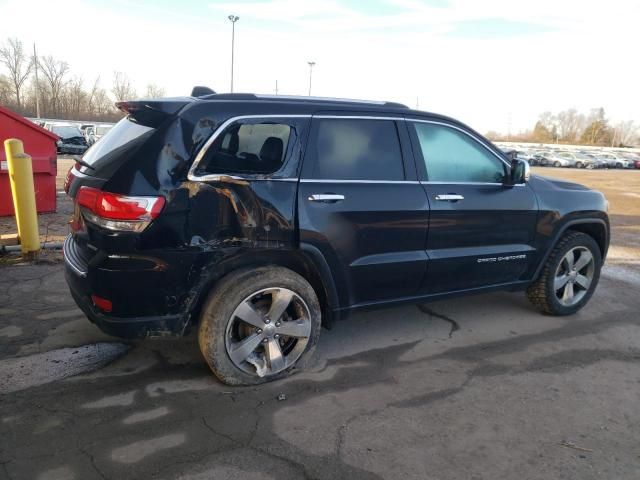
0 37 166 122
487 108 639 147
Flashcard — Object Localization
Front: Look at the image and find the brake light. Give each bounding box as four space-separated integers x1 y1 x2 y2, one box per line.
91 295 113 313
76 186 165 232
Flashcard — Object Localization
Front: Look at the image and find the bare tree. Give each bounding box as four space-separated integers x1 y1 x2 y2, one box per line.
86 76 101 111
93 88 114 116
0 37 32 107
611 120 637 146
556 109 586 142
144 83 165 98
39 55 70 116
65 76 86 117
112 71 136 101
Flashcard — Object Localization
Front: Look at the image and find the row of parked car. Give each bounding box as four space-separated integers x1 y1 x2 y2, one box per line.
501 146 640 169
33 120 114 155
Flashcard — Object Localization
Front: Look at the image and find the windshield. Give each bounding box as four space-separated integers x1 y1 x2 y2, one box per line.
52 126 82 138
82 118 153 167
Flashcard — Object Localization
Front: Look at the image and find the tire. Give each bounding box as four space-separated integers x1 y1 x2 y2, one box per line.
554 161 562 168
527 231 602 316
615 162 623 169
576 162 584 169
198 266 321 385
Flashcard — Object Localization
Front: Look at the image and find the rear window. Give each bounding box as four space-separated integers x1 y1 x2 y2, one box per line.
197 121 292 175
82 118 153 166
52 126 82 138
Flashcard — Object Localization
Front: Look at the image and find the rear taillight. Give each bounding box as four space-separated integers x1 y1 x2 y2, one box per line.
76 186 165 232
91 294 113 313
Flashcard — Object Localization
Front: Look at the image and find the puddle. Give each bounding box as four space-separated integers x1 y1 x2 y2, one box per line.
0 343 130 394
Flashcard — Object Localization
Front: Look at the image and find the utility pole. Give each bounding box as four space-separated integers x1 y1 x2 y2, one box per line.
275 79 278 95
33 43 40 119
307 61 315 96
228 15 239 93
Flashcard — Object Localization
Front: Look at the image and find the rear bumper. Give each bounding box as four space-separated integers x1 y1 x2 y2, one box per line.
63 235 190 338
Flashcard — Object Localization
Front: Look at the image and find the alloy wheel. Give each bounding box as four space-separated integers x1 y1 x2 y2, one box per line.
554 247 595 307
224 288 312 377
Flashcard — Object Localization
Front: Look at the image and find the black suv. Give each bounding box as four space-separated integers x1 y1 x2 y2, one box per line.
64 92 609 385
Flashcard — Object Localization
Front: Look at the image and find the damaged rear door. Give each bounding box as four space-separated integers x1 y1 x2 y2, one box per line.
185 115 310 251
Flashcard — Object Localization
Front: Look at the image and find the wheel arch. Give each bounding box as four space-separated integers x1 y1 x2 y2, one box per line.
533 218 609 281
186 247 339 328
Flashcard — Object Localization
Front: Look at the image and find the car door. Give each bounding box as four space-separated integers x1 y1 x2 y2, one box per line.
406 119 539 294
297 114 430 306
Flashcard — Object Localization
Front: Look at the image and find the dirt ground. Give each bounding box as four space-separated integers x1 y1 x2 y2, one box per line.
531 167 640 252
0 160 639 480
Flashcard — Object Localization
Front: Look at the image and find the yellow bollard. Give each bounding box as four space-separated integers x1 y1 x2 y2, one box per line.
4 139 40 259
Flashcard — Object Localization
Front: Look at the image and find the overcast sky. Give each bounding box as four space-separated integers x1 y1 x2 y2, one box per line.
1 0 638 133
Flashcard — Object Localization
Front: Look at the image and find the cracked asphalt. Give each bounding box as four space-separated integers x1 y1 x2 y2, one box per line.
1 167 640 480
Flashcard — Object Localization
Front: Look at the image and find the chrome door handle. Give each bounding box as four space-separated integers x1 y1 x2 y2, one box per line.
308 194 345 203
434 194 464 201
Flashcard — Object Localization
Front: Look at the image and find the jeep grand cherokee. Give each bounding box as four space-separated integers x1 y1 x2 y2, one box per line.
64 91 609 385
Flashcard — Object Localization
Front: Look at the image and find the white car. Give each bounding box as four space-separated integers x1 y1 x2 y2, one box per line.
87 124 114 146
595 153 630 168
554 151 598 169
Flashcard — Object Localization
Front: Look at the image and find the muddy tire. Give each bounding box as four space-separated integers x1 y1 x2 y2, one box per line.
527 231 602 316
198 266 321 385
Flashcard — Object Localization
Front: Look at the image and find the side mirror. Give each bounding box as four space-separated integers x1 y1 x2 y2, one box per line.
506 158 530 186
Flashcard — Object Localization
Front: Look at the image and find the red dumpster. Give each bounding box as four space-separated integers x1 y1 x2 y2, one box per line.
0 106 58 216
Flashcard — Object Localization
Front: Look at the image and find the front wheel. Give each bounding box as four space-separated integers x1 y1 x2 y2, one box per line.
198 266 321 385
554 161 562 168
527 231 602 315
575 162 584 169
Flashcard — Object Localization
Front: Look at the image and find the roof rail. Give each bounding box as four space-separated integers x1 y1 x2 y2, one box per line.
255 94 408 108
198 92 408 108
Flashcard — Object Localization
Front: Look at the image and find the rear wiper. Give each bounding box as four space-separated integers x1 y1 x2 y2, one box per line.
74 158 95 170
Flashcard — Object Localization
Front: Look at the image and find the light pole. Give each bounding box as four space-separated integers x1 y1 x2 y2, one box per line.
307 61 315 96
228 15 239 92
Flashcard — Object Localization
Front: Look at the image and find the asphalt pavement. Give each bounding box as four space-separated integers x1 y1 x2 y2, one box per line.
1 259 639 479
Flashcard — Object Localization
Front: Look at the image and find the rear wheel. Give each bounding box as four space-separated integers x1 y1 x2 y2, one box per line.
527 231 601 316
615 162 623 168
198 266 321 385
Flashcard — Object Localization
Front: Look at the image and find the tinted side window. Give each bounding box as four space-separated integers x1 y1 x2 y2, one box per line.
198 122 291 175
411 123 506 183
308 119 404 180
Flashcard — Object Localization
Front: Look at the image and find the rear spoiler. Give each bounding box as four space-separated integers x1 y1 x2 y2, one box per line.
115 97 193 127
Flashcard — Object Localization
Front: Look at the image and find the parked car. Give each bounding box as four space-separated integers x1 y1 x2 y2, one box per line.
618 152 640 169
578 152 608 169
44 123 89 155
529 150 553 166
544 151 577 168
555 151 599 169
63 92 609 385
86 124 114 146
595 152 631 169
